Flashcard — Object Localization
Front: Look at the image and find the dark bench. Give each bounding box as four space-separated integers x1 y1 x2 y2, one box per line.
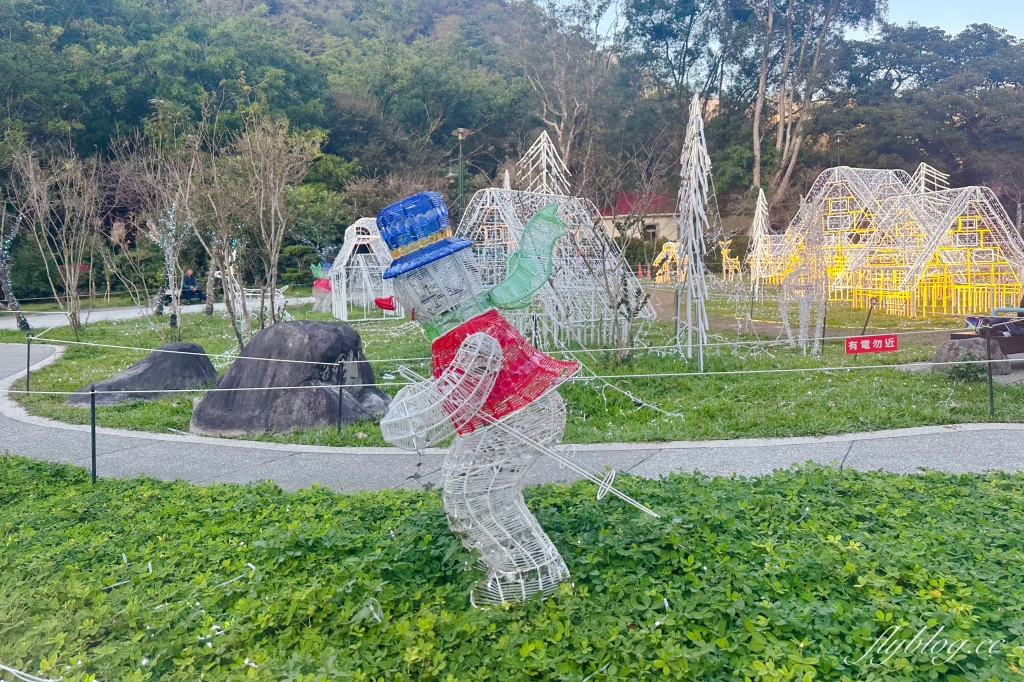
951 330 1024 355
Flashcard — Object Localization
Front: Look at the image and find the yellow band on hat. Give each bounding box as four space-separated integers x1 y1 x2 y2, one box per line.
389 229 452 260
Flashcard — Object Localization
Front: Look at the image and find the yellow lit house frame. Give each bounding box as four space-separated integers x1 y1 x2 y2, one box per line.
756 164 1024 317
652 241 686 283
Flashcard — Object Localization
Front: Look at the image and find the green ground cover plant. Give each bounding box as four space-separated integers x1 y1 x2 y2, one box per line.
1 456 1022 681
947 353 989 384
3 299 1022 447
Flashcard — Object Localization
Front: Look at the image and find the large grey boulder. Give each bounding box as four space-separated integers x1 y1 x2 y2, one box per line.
189 321 390 436
932 337 1011 375
68 342 216 406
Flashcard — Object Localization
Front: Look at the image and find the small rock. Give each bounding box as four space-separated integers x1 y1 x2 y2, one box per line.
932 338 1011 375
68 342 216 406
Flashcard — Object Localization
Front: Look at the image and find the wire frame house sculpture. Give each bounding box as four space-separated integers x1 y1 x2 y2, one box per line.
330 218 402 321
455 131 653 349
652 241 686 283
764 164 1024 317
457 189 654 348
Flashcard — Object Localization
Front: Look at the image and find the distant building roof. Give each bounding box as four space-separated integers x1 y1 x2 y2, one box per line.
600 191 677 217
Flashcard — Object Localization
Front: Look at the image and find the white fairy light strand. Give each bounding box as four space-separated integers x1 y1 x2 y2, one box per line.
0 664 62 682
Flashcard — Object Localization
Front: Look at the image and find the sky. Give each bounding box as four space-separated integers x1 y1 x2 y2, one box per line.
880 0 1023 38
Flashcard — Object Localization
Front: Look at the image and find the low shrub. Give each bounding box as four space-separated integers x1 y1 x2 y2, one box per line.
948 352 989 383
1 456 1023 681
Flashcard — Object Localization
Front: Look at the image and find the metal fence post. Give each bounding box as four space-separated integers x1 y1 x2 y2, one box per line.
861 298 877 336
91 383 97 484
336 362 344 435
25 335 30 393
986 329 995 417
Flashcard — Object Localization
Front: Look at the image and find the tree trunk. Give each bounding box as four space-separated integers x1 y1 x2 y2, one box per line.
217 247 246 352
751 1 774 190
0 260 30 331
775 0 795 151
770 0 837 203
205 265 215 315
267 253 278 325
89 249 95 304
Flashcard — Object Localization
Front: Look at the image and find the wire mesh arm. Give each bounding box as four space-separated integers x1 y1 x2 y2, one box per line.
380 333 503 451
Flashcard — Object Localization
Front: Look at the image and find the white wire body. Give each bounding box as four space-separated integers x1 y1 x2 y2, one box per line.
444 391 572 605
379 323 576 604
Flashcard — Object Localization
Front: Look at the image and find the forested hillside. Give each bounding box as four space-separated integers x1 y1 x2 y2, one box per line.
2 0 1023 301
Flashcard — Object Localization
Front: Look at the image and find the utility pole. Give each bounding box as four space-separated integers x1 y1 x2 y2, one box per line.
452 128 471 219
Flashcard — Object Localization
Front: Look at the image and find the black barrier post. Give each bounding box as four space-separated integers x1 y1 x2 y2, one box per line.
986 327 995 417
821 300 828 346
91 383 97 484
342 358 350 432
25 336 30 393
861 298 877 336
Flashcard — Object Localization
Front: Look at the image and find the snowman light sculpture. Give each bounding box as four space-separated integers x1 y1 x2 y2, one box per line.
375 191 657 606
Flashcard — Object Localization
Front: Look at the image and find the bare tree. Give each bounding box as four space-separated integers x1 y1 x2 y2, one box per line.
199 150 251 350
111 122 202 337
514 6 618 173
580 128 676 359
9 147 101 332
769 0 882 202
743 0 881 203
234 110 322 324
96 218 160 325
344 172 447 218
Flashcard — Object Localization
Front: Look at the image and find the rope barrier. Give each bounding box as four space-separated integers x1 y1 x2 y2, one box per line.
23 337 432 367
4 356 1014 398
20 323 975 368
575 357 993 381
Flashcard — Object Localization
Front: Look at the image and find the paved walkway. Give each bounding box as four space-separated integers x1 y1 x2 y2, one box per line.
1 343 1022 492
0 297 314 331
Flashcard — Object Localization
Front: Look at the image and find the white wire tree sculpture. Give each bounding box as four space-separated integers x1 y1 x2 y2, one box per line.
747 188 771 303
518 131 571 195
674 94 714 371
376 191 657 606
330 218 402 321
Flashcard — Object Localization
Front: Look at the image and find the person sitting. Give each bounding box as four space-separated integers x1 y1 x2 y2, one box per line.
181 269 206 303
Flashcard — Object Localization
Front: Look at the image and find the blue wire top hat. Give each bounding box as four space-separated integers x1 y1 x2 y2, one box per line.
377 191 473 279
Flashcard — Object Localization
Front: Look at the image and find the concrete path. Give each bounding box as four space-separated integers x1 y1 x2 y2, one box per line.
1 343 1022 493
0 298 314 331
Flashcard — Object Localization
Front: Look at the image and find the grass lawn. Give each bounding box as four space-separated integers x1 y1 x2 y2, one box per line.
1 456 1022 680
3 297 1022 447
14 293 141 312
8 285 313 314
